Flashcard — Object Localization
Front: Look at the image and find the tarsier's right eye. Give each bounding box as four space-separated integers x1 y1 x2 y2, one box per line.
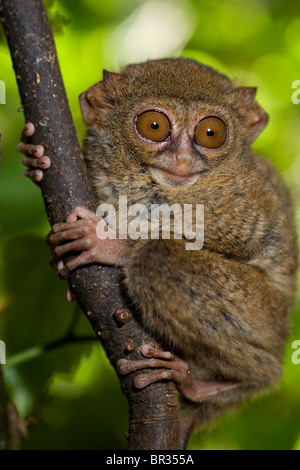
135 110 171 142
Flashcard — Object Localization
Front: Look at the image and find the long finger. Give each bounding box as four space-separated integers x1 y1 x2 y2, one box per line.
54 237 93 257
134 370 176 389
59 250 98 278
51 219 96 234
49 225 94 244
141 345 179 361
66 206 96 223
17 142 44 157
22 155 51 169
117 358 179 374
24 169 43 183
21 122 35 143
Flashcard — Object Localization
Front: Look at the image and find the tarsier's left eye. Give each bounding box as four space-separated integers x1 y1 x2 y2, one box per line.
135 110 171 142
194 116 227 148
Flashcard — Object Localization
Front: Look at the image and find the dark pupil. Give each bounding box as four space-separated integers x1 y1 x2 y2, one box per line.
151 122 159 130
207 128 214 136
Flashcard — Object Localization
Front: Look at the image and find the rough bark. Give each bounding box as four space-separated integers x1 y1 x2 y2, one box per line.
0 0 180 450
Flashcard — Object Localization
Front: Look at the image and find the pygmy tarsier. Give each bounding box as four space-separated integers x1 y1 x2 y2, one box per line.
18 58 298 444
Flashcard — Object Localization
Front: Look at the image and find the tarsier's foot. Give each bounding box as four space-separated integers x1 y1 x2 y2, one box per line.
47 206 128 279
17 122 51 183
117 344 239 402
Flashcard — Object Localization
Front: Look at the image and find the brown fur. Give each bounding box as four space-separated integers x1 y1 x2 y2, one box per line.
81 58 298 428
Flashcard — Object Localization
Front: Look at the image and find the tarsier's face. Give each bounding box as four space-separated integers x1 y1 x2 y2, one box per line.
80 58 268 189
132 106 228 187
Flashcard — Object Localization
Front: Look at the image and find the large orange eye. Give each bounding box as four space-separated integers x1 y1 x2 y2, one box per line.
194 116 227 148
135 111 171 142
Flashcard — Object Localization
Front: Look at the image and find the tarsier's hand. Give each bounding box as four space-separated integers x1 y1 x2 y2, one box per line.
47 206 128 280
17 122 51 183
18 124 128 299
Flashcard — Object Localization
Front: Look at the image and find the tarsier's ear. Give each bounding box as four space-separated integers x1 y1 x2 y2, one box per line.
102 69 122 87
233 87 268 143
79 71 121 131
79 81 106 130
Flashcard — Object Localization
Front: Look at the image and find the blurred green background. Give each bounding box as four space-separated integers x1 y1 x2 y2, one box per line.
0 0 300 450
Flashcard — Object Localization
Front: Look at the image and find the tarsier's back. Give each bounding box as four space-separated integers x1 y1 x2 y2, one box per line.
80 58 298 438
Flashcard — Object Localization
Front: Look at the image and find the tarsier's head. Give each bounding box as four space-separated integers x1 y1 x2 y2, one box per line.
80 58 268 189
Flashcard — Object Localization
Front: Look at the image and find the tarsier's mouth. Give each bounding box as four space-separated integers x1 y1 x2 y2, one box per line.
150 166 200 187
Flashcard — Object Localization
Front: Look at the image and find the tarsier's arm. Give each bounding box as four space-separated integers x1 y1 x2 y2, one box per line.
18 123 127 275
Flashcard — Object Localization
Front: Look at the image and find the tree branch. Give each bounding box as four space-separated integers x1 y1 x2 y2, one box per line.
1 0 180 449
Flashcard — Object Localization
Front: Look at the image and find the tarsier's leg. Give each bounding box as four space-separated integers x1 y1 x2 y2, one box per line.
117 344 239 402
123 241 284 390
118 344 240 449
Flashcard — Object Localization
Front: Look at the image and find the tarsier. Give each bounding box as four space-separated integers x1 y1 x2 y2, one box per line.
18 58 298 445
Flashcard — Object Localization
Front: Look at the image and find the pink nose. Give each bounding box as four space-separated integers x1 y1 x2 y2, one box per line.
172 153 195 175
